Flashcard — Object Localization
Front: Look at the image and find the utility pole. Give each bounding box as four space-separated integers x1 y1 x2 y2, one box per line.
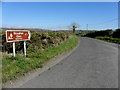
87 24 88 30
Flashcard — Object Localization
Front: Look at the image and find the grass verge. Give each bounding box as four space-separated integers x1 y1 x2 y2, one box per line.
2 35 78 83
95 36 120 44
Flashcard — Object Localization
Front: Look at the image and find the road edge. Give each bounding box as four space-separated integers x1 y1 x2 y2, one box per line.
85 37 119 48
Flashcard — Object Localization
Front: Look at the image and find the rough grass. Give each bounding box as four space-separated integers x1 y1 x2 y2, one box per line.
95 36 120 44
2 35 78 83
0 52 2 84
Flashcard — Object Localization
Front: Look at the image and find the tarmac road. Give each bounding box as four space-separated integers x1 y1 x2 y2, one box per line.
20 37 118 88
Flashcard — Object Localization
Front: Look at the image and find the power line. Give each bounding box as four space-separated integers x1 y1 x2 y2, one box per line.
90 18 118 26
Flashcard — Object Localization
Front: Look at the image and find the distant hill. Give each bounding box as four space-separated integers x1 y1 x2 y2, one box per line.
1 27 51 32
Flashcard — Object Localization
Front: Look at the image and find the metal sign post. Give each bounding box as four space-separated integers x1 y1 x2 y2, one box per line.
13 42 16 57
6 30 31 57
24 41 27 57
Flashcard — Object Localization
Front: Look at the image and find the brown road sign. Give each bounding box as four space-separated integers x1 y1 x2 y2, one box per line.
6 30 31 42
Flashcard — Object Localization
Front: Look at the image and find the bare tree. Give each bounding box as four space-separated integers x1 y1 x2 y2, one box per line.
69 23 80 33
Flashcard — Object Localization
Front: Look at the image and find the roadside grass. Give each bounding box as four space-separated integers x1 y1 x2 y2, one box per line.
0 52 2 84
95 36 120 44
2 35 78 83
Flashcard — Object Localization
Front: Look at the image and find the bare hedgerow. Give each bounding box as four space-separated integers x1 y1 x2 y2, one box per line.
2 31 71 54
